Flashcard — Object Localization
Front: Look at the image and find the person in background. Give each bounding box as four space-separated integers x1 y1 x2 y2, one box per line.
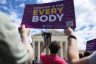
64 27 96 64
0 11 34 64
84 51 91 57
79 53 84 58
40 41 67 64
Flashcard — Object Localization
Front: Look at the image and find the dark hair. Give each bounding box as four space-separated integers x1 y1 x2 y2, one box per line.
79 53 83 58
49 41 60 54
84 51 91 57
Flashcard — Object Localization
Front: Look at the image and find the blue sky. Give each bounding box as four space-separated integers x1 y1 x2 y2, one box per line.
0 0 96 50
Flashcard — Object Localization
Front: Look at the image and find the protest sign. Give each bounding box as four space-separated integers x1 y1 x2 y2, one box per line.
86 39 96 52
21 0 76 29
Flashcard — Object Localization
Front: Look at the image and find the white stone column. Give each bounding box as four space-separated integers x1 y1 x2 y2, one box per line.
46 47 49 55
33 41 35 60
37 41 40 62
65 41 68 59
60 41 63 58
48 49 50 55
63 41 67 59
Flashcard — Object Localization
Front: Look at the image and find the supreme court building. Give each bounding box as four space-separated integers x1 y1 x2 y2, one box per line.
32 30 68 62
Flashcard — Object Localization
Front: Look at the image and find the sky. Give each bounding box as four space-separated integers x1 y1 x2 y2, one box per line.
0 0 96 50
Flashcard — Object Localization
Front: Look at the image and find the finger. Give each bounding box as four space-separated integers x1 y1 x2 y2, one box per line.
27 28 30 30
22 24 25 28
68 27 74 32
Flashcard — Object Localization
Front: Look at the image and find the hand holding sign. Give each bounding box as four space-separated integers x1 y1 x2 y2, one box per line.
18 25 30 37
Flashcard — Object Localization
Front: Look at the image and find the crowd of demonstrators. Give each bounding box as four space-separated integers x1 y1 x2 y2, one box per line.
64 27 96 64
40 41 67 64
0 11 34 64
1 11 96 64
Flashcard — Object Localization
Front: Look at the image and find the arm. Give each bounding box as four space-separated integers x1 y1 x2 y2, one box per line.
20 25 34 64
40 45 46 54
64 27 90 64
67 36 79 64
40 45 47 62
0 12 34 64
40 44 49 54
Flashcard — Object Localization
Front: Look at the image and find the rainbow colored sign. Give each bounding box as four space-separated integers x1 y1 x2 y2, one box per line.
21 0 76 29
